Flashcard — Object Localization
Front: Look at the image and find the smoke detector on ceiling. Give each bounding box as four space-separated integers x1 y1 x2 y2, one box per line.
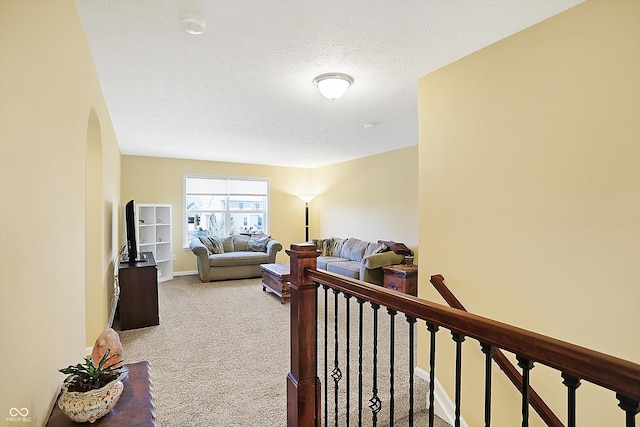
181 14 206 35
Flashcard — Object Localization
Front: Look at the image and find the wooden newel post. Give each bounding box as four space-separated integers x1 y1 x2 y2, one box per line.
286 243 321 427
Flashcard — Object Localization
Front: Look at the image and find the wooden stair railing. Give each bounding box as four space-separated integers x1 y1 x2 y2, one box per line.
286 244 640 427
430 273 563 427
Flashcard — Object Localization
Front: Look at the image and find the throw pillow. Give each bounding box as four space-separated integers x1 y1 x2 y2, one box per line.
199 236 224 254
313 238 333 256
321 238 333 256
247 234 271 252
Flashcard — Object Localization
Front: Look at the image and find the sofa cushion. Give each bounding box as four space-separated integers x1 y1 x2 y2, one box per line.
247 234 271 252
232 234 251 251
221 236 234 253
199 236 224 254
208 251 269 267
330 237 346 257
327 261 360 280
317 256 349 270
340 238 369 262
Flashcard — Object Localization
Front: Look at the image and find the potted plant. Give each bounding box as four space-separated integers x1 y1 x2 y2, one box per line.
57 329 127 423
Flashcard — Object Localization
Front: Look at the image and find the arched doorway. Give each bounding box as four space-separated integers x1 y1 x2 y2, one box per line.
85 108 103 346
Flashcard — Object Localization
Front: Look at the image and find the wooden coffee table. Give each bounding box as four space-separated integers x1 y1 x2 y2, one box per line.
261 263 290 304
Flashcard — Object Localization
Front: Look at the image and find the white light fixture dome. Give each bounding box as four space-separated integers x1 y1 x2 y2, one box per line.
313 73 354 100
181 14 206 35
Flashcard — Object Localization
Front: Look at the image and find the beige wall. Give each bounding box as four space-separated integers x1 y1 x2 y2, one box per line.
120 156 313 271
312 146 419 253
0 1 121 425
418 1 640 425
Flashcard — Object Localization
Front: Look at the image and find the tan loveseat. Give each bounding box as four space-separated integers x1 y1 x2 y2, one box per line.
189 234 282 282
311 237 409 286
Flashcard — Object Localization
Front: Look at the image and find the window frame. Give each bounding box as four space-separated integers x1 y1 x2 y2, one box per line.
183 174 270 247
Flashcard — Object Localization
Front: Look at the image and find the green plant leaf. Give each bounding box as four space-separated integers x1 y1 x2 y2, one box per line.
58 347 124 391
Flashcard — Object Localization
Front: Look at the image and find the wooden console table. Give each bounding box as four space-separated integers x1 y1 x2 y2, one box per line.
46 361 155 427
261 263 290 303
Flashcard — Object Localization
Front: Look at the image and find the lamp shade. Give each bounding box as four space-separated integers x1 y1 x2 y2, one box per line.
298 195 314 203
313 73 354 100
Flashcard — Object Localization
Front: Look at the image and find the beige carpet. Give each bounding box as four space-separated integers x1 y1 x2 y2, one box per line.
117 275 449 426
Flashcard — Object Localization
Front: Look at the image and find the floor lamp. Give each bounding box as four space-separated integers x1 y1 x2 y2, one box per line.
305 202 309 242
299 196 313 242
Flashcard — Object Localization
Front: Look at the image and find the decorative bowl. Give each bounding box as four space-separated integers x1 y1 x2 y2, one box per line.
58 376 124 423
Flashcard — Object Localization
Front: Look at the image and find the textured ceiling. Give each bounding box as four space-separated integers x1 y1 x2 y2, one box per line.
76 0 583 168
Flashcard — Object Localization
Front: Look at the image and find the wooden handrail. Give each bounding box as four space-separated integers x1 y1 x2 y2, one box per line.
286 244 640 427
303 268 640 402
430 274 563 427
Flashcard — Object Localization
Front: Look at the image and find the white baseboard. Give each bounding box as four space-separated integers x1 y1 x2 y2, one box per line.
174 270 198 276
415 367 469 427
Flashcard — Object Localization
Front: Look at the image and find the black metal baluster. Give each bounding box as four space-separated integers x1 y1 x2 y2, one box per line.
323 285 329 427
480 343 495 427
452 332 466 427
388 308 397 427
616 394 640 427
369 303 382 426
357 298 365 426
561 372 581 427
406 316 417 427
426 322 439 427
516 356 534 427
332 290 342 427
344 293 352 427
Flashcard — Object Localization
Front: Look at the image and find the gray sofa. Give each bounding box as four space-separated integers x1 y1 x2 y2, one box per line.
312 237 407 286
189 234 282 282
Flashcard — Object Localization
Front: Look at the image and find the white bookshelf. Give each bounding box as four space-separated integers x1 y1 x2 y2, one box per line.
136 204 173 282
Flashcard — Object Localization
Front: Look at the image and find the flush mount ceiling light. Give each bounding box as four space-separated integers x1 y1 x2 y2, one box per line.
313 73 354 100
181 14 206 35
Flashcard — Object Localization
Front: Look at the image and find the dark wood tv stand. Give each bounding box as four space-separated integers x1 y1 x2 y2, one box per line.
118 252 159 330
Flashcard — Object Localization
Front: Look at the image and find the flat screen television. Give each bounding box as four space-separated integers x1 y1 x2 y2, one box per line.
124 200 145 263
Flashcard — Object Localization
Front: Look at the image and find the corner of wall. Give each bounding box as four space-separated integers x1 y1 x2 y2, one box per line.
415 367 469 427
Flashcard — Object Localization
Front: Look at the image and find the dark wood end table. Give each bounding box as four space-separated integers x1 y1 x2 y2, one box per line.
260 263 291 304
383 264 418 296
